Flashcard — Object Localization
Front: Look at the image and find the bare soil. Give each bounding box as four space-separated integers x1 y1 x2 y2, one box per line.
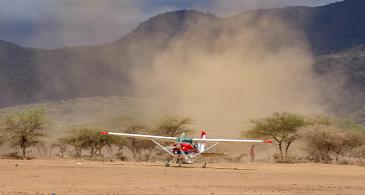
0 159 364 194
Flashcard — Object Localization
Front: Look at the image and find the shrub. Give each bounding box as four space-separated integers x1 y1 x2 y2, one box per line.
302 124 364 163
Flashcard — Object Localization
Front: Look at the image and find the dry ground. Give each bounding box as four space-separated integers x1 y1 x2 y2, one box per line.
0 159 364 195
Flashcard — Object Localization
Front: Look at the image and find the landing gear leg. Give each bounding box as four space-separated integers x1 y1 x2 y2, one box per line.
178 159 182 167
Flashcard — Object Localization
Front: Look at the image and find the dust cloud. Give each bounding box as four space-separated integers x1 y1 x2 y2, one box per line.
131 15 324 136
1 1 327 137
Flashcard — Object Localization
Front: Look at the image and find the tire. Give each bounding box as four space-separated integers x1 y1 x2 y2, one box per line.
201 162 207 168
164 161 170 167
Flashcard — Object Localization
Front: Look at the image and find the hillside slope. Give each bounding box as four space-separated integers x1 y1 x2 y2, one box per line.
315 45 365 120
0 96 148 134
0 0 364 122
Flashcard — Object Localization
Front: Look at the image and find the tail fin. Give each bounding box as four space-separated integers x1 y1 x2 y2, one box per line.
198 130 206 152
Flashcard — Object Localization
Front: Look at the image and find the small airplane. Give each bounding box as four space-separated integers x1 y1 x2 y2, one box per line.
101 130 272 168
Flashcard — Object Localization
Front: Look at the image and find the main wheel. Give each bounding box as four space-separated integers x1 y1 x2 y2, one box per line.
164 160 170 167
201 162 207 168
178 159 182 167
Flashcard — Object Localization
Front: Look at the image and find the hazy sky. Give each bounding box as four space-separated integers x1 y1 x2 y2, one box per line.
0 0 340 48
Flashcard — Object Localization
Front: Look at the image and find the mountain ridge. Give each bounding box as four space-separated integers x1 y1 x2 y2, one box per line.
0 0 364 122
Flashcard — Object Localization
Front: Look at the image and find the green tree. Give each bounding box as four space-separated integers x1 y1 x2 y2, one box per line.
1 108 49 159
154 115 194 136
245 112 309 161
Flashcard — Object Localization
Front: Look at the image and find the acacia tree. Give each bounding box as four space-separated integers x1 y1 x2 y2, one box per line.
154 115 194 136
63 128 113 158
111 136 127 152
245 112 309 161
0 127 5 146
94 132 114 157
51 138 69 158
112 115 193 161
1 108 49 159
344 131 364 160
0 116 5 146
111 136 127 160
63 130 84 157
123 123 155 160
110 115 154 160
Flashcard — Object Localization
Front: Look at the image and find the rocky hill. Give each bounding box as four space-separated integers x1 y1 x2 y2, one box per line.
314 45 365 120
0 10 217 107
232 0 365 55
0 0 364 122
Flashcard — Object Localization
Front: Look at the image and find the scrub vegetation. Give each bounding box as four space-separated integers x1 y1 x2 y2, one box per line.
0 107 364 165
245 113 365 164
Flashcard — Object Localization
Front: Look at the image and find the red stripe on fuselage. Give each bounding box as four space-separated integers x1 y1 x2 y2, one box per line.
173 142 195 152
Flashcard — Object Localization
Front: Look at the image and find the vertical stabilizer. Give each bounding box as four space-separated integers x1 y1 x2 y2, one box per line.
198 130 206 152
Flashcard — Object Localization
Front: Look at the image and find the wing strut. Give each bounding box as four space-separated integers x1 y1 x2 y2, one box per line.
151 139 174 156
192 143 219 158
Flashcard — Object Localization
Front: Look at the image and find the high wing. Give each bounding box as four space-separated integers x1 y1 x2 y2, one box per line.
101 131 177 141
102 131 271 144
193 138 272 143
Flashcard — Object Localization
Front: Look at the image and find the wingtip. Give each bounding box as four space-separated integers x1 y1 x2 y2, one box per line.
264 139 273 143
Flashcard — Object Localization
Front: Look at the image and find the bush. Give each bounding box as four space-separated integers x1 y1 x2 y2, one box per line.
1 152 24 159
302 124 364 163
115 151 128 161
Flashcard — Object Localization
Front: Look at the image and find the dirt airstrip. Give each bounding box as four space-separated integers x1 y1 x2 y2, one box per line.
0 159 364 194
